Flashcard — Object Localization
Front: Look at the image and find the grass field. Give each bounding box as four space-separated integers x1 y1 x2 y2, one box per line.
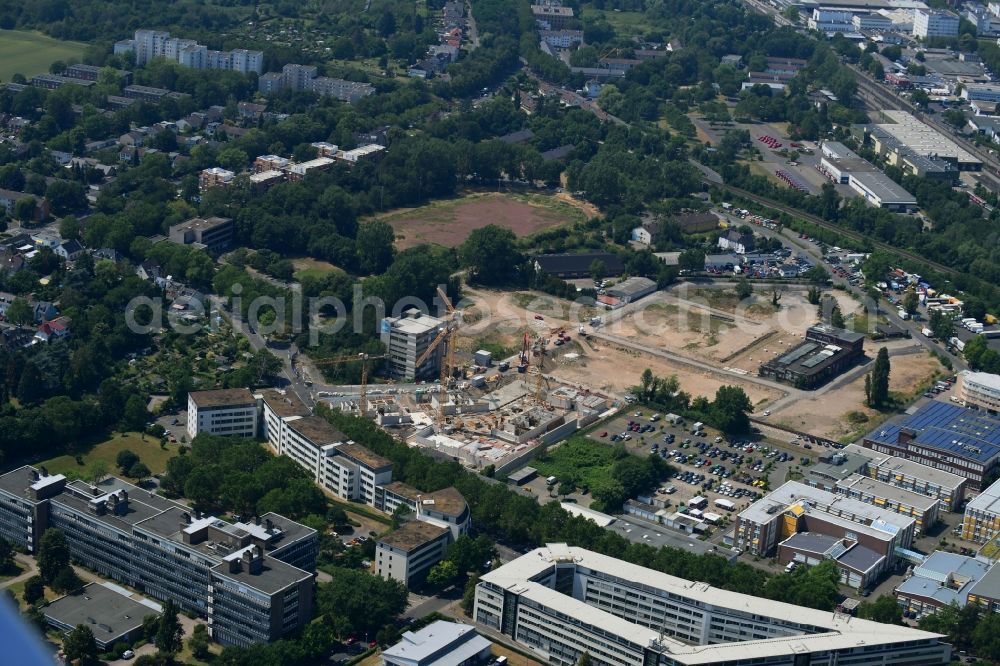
531 437 619 494
38 432 177 480
0 30 88 82
377 192 586 250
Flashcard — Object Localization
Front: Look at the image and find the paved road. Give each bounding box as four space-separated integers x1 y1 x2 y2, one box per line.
404 587 462 620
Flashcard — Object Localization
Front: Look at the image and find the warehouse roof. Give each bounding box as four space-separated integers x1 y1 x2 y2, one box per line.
864 401 1000 464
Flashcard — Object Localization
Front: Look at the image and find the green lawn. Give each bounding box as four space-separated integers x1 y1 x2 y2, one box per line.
0 30 88 82
38 432 177 480
531 437 619 492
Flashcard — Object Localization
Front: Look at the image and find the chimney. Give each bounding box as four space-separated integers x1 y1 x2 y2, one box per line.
39 466 48 477
30 469 39 481
265 518 273 532
897 428 917 446
255 515 261 526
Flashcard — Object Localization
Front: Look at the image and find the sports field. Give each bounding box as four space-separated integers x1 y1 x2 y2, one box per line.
0 30 88 82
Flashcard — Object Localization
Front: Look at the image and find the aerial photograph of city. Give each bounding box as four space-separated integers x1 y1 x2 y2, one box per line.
5 0 1000 664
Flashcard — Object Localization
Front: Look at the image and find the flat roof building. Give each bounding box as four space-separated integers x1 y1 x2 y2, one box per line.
967 560 1000 612
0 468 316 647
475 543 950 666
168 216 234 253
895 551 992 616
187 388 258 440
735 481 916 588
759 324 865 389
383 620 492 666
376 520 451 587
44 583 162 649
958 370 1000 414
963 477 1000 543
380 308 447 381
841 443 967 512
835 472 939 533
862 110 981 171
861 401 1000 490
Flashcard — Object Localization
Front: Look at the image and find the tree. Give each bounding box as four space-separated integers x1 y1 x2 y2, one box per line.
128 462 151 482
678 248 705 272
116 449 140 474
13 196 37 222
155 598 183 653
461 574 480 615
188 623 211 660
868 347 891 408
0 538 12 574
63 624 97 664
5 298 33 326
577 653 593 666
929 309 954 341
23 576 44 605
590 260 606 283
87 460 108 485
427 560 460 587
37 528 70 584
709 386 753 434
830 305 845 329
807 286 822 305
459 225 521 286
52 566 82 593
355 220 396 274
445 535 495 575
735 278 752 300
857 595 903 624
901 290 919 315
59 215 80 240
121 394 149 432
972 612 1000 662
317 567 409 636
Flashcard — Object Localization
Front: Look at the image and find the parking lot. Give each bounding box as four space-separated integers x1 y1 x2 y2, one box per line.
587 410 817 525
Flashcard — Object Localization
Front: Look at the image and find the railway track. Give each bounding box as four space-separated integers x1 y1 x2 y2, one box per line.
705 180 963 278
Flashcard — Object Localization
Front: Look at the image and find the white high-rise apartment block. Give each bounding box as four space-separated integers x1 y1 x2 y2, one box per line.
130 29 263 74
186 389 259 440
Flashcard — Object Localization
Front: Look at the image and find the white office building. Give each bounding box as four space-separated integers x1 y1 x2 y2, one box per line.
475 544 951 666
187 389 259 440
913 9 960 37
380 308 447 380
808 9 854 33
959 370 1000 413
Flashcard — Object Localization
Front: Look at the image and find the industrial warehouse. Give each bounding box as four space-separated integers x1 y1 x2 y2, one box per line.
758 324 866 389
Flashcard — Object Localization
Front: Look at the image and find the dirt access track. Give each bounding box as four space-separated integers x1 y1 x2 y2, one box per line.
374 191 592 250
459 287 785 407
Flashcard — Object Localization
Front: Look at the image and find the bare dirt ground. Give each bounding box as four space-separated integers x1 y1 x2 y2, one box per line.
291 256 343 274
769 347 945 440
459 287 783 405
376 192 582 249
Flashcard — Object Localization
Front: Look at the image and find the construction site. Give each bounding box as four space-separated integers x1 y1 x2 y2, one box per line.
310 289 616 475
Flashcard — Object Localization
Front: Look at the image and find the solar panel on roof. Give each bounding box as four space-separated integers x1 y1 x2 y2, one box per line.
777 342 818 365
801 349 835 369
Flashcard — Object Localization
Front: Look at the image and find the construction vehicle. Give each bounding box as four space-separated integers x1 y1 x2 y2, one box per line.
312 352 387 417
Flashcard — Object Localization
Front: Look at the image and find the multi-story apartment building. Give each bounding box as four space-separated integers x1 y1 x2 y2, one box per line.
475 544 950 666
959 370 1000 413
199 167 235 192
256 63 374 102
380 308 447 380
913 9 960 37
126 29 263 73
861 401 1000 490
253 155 291 173
187 388 258 440
0 468 316 646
